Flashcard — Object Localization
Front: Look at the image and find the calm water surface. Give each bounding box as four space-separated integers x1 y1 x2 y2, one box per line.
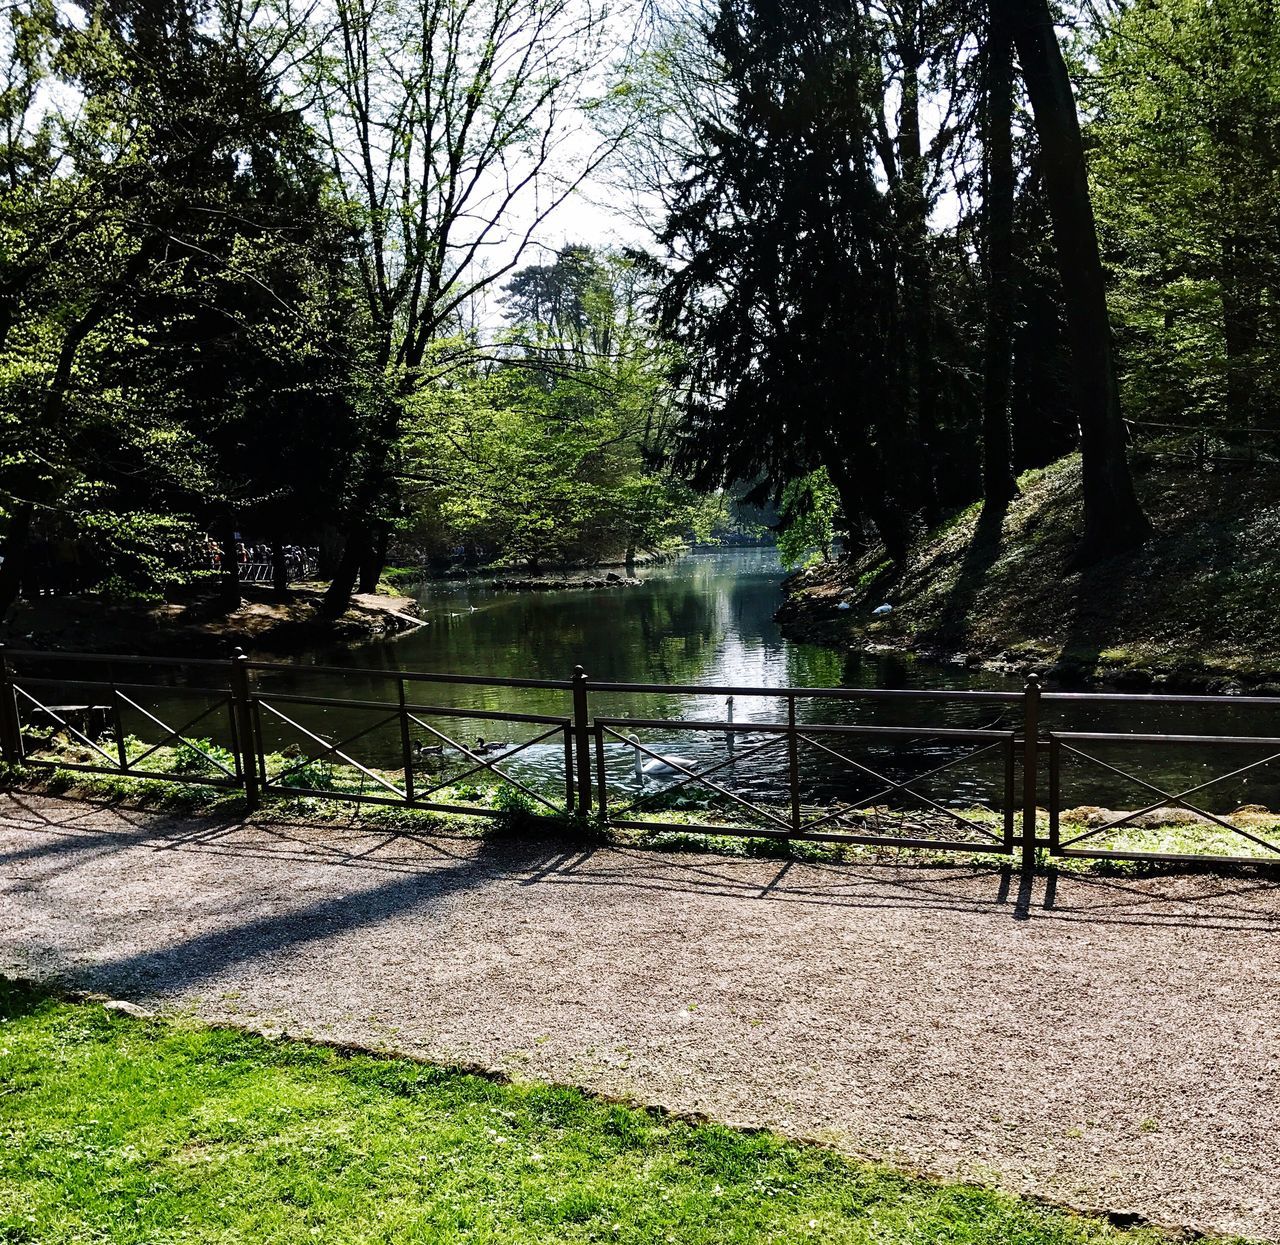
241 549 1280 814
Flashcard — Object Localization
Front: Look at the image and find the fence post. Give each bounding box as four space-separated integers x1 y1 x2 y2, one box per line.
231 649 260 809
397 676 415 804
1021 673 1041 872
0 645 22 765
787 694 801 834
572 665 592 817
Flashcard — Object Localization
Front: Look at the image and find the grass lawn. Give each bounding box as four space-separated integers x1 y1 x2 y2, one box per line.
0 980 1240 1245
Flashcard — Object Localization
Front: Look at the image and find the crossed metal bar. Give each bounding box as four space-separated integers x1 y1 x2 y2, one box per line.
14 685 118 767
405 713 566 812
15 683 237 781
796 733 1011 842
113 691 238 779
256 697 566 812
257 700 407 799
603 724 795 831
1052 735 1280 854
602 723 1011 844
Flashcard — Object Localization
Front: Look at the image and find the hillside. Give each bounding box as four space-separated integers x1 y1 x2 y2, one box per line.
776 455 1280 691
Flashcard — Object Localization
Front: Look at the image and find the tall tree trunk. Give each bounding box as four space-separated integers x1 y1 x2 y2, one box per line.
323 524 365 616
358 525 388 595
324 392 400 614
981 5 1019 509
822 457 867 562
1220 241 1260 429
1004 0 1150 560
897 21 939 523
0 503 33 615
316 526 342 579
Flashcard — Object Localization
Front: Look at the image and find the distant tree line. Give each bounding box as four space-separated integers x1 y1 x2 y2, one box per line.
2 0 1276 609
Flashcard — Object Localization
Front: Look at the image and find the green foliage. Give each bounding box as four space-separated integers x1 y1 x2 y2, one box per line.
0 983 1194 1245
1089 0 1280 433
777 468 841 570
169 738 237 778
400 248 703 569
0 0 366 603
380 567 425 590
491 783 549 834
277 758 339 793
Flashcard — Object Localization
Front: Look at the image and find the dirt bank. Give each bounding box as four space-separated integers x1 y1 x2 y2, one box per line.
1 582 424 658
777 455 1280 693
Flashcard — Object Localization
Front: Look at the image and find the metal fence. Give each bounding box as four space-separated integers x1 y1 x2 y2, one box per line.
222 559 319 584
1127 419 1280 471
2 645 1278 871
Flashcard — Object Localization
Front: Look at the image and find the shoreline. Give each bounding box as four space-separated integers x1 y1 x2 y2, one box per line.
384 542 778 590
1 582 424 660
774 595 1279 696
771 455 1280 698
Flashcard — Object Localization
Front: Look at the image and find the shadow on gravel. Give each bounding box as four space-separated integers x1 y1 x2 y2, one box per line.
71 832 572 1000
0 974 54 1023
1035 867 1280 930
6 795 1280 954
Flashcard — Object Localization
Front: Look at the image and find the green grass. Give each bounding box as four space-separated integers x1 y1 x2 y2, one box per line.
11 752 1279 880
0 981 1235 1245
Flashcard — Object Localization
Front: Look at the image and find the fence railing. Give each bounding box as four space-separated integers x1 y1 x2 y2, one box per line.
2 645 1278 871
219 559 319 584
1127 419 1280 471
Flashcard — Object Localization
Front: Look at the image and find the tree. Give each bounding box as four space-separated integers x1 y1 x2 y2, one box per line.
399 247 705 569
1001 0 1150 558
289 0 623 608
864 0 969 523
0 0 361 610
980 0 1018 508
656 0 921 558
1089 0 1280 437
776 468 840 570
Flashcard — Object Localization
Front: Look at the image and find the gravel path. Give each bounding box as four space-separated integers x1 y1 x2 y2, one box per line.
2 792 1278 1241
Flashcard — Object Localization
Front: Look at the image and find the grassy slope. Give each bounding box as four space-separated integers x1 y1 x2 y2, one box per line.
778 456 1280 689
0 981 1243 1245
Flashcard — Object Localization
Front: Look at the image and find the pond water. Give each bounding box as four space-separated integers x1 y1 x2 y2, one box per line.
239 548 1280 817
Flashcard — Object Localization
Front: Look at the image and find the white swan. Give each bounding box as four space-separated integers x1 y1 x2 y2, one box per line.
630 734 693 783
724 696 767 748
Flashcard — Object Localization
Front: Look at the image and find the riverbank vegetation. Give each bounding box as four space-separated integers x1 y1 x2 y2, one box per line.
14 724 1280 869
4 0 1280 659
779 454 1280 691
